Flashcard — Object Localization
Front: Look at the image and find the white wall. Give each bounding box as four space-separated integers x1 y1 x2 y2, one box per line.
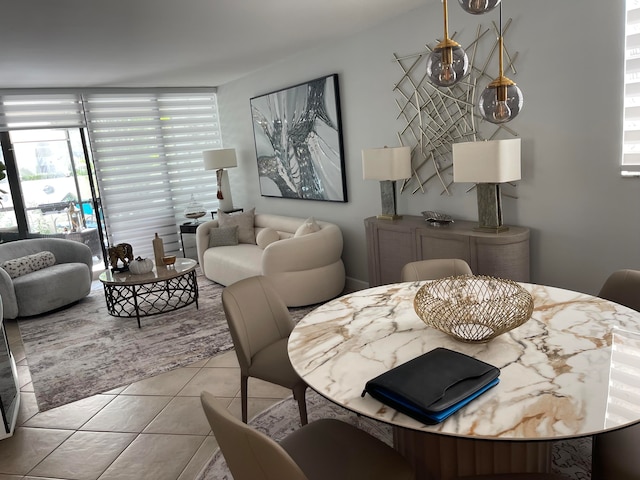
216 0 639 294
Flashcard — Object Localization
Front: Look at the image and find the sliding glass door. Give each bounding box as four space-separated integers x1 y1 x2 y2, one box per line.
0 128 106 268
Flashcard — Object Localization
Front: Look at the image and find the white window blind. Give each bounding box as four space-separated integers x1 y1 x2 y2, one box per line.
623 0 640 175
84 90 222 258
0 92 85 131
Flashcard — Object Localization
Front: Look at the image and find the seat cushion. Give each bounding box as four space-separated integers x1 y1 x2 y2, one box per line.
13 263 91 317
281 418 414 480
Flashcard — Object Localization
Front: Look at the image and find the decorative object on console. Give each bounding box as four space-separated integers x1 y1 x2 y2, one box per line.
362 146 412 220
250 74 347 203
203 148 238 212
413 275 533 343
458 0 501 15
427 0 469 87
184 194 206 222
421 210 454 226
452 138 521 232
107 242 134 272
129 256 153 275
478 3 524 124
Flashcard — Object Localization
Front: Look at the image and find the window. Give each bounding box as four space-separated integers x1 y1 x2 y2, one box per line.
84 90 222 258
623 0 640 176
0 89 222 260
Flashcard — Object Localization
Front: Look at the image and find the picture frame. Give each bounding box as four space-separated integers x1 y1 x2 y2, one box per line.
250 74 347 202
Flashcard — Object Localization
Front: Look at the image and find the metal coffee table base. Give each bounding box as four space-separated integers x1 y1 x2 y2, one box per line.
103 269 198 328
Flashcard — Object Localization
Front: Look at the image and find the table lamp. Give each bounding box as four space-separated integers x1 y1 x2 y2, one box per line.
362 146 412 220
452 138 521 232
203 148 238 212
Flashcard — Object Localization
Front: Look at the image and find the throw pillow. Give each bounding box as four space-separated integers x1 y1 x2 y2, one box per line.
218 208 256 244
2 251 57 279
294 217 320 237
208 225 239 248
256 228 280 249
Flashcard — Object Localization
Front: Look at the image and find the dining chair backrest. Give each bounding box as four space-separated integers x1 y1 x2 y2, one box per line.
598 269 640 312
401 258 473 282
200 391 308 480
222 276 295 372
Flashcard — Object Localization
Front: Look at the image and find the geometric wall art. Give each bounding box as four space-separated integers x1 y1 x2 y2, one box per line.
393 19 520 196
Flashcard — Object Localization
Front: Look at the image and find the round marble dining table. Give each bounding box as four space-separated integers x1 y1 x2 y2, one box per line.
288 281 640 478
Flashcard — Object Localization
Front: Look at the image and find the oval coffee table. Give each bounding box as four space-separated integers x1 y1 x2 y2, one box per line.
99 258 198 328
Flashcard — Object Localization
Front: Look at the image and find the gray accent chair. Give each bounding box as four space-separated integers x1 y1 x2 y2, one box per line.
221 275 308 425
200 391 415 480
0 238 92 319
401 258 473 282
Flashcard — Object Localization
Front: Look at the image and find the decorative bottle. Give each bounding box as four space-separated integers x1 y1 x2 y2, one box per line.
153 233 165 266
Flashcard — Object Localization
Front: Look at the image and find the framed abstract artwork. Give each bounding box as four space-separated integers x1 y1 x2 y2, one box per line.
250 74 347 202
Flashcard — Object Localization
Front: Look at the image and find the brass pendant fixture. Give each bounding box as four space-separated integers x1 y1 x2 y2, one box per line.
478 3 523 124
427 0 469 87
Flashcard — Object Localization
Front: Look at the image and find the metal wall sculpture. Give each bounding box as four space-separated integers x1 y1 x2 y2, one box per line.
251 74 347 202
393 19 520 196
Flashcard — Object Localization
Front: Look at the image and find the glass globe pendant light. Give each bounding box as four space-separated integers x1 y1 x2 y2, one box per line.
478 4 523 124
427 0 469 87
458 0 501 15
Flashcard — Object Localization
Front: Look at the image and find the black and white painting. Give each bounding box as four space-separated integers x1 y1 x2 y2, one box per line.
250 74 347 202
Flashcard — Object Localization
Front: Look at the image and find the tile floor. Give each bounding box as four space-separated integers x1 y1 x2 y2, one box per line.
0 318 292 480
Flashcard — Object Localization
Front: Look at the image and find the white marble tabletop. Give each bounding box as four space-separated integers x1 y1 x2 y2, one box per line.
288 281 640 441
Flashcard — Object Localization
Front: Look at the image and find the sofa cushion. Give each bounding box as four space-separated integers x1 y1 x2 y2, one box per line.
2 251 56 279
218 208 256 244
209 225 239 248
256 228 280 249
294 217 320 237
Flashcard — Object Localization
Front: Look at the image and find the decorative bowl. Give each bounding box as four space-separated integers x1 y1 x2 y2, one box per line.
413 275 534 343
162 255 177 266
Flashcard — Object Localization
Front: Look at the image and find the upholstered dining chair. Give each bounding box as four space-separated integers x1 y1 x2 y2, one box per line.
200 391 415 480
221 275 308 425
401 258 473 282
597 268 640 312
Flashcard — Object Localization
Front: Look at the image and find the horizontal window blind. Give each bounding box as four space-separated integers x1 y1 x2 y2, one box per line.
0 93 85 131
84 91 222 258
623 0 640 175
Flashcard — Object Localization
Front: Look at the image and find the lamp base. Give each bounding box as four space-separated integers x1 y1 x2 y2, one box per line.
216 169 234 212
475 183 509 233
376 214 403 221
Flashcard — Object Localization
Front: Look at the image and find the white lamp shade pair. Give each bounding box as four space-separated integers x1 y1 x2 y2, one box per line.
362 146 412 181
203 148 238 171
452 138 521 184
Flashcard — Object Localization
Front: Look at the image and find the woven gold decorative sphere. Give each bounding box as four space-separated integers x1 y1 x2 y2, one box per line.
414 275 534 343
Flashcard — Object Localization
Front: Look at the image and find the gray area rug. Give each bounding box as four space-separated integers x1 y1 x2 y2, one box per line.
199 390 593 480
17 274 316 411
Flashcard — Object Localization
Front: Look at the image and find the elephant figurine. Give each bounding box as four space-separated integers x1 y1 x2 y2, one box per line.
108 243 134 272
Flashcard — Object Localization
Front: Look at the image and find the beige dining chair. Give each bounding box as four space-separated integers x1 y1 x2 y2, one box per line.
401 258 473 282
597 268 640 312
200 391 415 480
221 275 308 425
590 269 640 479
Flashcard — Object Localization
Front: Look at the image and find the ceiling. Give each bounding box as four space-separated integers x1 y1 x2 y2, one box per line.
0 0 425 89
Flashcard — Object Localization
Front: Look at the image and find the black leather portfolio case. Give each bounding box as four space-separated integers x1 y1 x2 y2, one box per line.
362 347 500 424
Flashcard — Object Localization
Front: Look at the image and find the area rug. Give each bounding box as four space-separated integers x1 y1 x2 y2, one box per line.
17 274 317 411
199 391 593 480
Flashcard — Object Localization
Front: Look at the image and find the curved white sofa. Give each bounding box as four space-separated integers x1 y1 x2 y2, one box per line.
196 213 345 307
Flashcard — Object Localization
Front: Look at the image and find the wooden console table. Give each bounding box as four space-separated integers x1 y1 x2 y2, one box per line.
365 216 530 286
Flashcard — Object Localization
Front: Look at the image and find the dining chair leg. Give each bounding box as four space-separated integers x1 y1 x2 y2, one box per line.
240 374 249 423
293 384 308 426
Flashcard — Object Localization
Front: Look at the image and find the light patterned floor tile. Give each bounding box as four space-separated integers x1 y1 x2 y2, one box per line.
120 367 199 396
0 427 72 475
178 367 240 398
24 395 114 430
79 396 171 433
143 397 210 435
